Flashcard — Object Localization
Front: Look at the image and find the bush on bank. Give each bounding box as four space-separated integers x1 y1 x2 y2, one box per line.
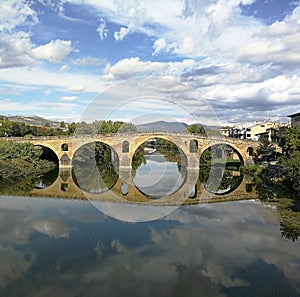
0 140 56 180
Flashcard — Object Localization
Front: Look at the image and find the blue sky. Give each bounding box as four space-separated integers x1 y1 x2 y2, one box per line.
1 0 300 125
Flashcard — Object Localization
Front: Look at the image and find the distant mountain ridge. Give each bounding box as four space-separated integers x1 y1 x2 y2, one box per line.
0 115 61 128
136 121 188 132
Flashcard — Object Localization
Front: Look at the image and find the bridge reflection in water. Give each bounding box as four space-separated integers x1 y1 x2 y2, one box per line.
30 167 257 206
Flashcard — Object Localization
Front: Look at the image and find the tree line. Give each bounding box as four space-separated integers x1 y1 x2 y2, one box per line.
0 119 137 137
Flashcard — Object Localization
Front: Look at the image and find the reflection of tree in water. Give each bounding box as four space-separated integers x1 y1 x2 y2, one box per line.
156 139 187 174
278 200 300 242
0 176 39 195
72 142 119 193
199 166 243 195
255 179 300 242
132 144 146 173
280 221 299 242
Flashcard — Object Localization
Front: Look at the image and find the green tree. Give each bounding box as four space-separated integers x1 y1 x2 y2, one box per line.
279 150 300 192
132 145 146 172
74 121 95 134
257 136 275 161
68 122 76 134
0 140 56 181
184 124 206 135
278 126 300 193
284 126 300 154
117 122 137 133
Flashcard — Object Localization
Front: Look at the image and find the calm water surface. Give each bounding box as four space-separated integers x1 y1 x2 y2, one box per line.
0 150 299 296
0 195 299 297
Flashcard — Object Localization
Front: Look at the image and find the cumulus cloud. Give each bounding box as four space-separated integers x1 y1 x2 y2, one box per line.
0 34 72 68
103 57 165 80
238 6 300 67
0 2 71 68
31 39 72 63
102 57 195 80
1 0 300 123
0 31 34 68
0 0 38 31
152 37 167 56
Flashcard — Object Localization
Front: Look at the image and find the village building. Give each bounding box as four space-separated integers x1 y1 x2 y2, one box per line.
287 112 300 127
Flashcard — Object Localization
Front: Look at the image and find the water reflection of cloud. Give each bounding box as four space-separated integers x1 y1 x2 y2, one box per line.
134 159 184 197
0 197 71 290
0 209 70 243
0 245 35 289
0 196 299 296
83 201 300 296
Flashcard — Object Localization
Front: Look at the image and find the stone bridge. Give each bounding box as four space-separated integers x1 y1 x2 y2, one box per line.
11 132 262 169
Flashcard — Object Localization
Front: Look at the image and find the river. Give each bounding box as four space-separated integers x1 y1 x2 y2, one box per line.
0 150 299 296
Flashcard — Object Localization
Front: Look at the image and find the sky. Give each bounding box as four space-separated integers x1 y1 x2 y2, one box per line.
1 0 300 125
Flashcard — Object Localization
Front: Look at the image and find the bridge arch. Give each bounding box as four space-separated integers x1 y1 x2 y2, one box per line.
189 139 198 153
61 143 69 152
122 140 129 153
199 141 246 166
247 146 254 156
130 135 188 163
72 141 120 166
72 141 120 194
33 143 59 165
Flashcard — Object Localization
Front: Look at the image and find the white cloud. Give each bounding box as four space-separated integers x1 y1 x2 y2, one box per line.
0 0 38 31
174 36 194 55
59 64 70 72
1 0 300 123
0 34 72 69
237 7 300 67
0 66 109 93
61 96 78 101
68 84 86 92
31 39 72 63
114 25 133 41
97 18 108 40
0 31 34 68
152 37 168 56
103 57 195 81
103 57 165 80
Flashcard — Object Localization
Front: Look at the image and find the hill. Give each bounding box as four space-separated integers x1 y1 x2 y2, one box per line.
0 115 61 128
136 121 188 132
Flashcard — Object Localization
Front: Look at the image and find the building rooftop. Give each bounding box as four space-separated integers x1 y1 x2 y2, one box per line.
287 112 300 118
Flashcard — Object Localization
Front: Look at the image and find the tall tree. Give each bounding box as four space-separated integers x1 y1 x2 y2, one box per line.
257 136 275 161
279 126 300 192
284 126 300 154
